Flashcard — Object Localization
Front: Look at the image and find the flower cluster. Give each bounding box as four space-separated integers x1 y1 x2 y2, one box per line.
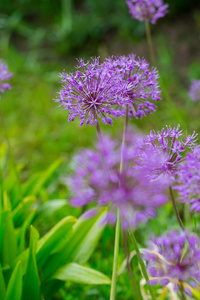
68 134 168 229
188 80 200 101
175 146 200 215
144 231 200 295
57 55 161 126
144 125 198 181
126 0 169 24
56 57 124 126
0 60 13 93
102 54 161 119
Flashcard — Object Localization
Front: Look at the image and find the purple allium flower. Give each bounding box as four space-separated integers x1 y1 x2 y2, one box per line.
144 231 200 295
56 57 125 126
144 125 198 181
102 54 161 119
126 0 169 24
68 134 168 229
0 60 13 93
174 146 200 215
188 80 200 101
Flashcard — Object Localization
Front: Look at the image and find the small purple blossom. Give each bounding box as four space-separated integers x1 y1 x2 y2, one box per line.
144 125 198 181
56 57 124 126
144 231 200 295
68 134 168 229
188 80 200 101
126 0 169 24
0 60 13 93
102 54 161 119
174 146 200 215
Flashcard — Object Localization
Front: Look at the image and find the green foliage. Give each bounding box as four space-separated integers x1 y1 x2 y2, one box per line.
22 226 40 300
0 146 110 299
54 262 111 285
5 261 22 300
1 0 199 56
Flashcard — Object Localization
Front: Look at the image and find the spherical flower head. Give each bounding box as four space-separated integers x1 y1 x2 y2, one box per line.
68 133 168 229
0 60 13 93
56 57 124 126
126 0 169 24
174 146 200 215
188 80 200 101
144 124 198 181
102 54 161 119
144 231 200 295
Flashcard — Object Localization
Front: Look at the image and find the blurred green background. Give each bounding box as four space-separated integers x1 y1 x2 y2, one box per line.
1 0 200 172
1 0 200 299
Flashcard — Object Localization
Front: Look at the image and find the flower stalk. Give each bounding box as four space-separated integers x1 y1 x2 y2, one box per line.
129 230 156 300
110 209 120 300
110 106 129 300
179 281 186 300
169 186 184 231
145 22 156 66
123 232 142 300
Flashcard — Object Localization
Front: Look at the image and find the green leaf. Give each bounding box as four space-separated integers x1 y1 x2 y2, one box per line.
5 261 22 300
22 226 40 300
38 199 67 216
23 158 62 197
0 168 3 213
73 208 107 264
19 208 36 252
37 216 76 268
54 262 111 285
12 196 36 227
42 209 107 280
0 263 6 299
3 191 12 212
2 211 18 266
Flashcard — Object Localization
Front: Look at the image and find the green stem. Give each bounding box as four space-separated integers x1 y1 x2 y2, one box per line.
110 210 120 300
129 230 156 300
169 186 184 231
179 281 186 300
123 232 142 300
193 213 198 236
145 22 156 66
145 21 186 128
95 120 103 143
0 108 22 200
110 106 129 300
120 105 129 173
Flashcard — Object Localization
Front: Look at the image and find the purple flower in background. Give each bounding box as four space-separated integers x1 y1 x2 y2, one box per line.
56 57 124 126
144 125 198 181
144 231 200 295
102 54 161 119
68 134 168 229
189 80 200 101
174 146 200 215
0 60 13 93
126 0 169 24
